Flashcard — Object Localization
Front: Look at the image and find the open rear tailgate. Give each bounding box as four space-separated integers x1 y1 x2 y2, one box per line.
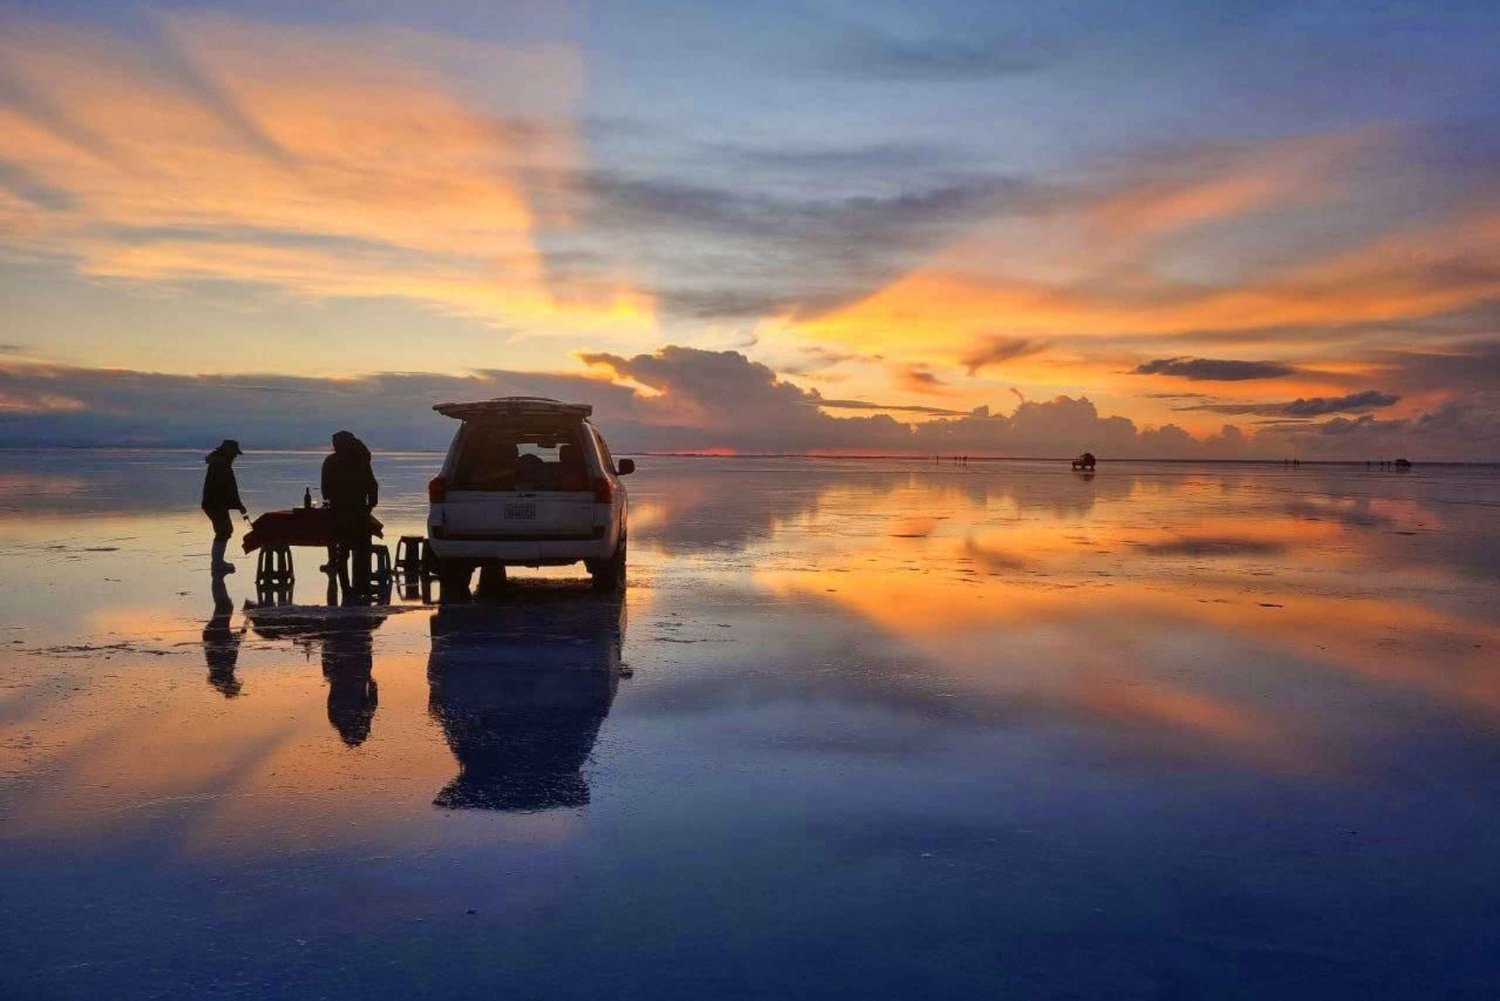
434 398 592 421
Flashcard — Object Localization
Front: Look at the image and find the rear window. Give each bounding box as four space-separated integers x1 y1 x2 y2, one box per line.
450 420 591 492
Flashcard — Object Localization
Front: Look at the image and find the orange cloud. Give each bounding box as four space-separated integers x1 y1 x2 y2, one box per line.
803 208 1500 353
1081 131 1361 247
0 13 656 339
789 129 1497 414
892 361 954 395
0 388 85 413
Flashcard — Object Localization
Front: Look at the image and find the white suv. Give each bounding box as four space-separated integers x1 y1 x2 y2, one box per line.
426 397 633 593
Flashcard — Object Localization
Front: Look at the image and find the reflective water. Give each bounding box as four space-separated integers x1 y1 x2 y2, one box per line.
2 451 1498 999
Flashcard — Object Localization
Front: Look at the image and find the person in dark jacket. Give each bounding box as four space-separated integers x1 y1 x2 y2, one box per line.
202 439 247 575
321 430 378 595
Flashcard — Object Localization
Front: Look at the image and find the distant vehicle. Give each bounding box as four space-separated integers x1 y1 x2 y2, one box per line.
1393 458 1412 470
426 397 634 592
1071 452 1096 471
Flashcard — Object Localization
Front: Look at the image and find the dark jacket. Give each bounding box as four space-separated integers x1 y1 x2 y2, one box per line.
202 451 244 511
322 432 378 511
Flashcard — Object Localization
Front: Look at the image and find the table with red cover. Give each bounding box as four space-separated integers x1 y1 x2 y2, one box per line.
241 508 384 553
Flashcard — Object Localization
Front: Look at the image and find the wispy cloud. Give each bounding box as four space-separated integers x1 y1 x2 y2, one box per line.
1133 357 1296 381
0 159 73 211
0 13 655 338
825 24 1069 81
1176 389 1400 417
893 363 952 395
961 335 1047 375
816 399 968 416
793 129 1500 381
578 171 1012 319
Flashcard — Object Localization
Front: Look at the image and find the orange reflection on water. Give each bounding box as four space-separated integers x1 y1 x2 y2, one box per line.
752 469 1496 769
1072 672 1275 752
2 644 427 847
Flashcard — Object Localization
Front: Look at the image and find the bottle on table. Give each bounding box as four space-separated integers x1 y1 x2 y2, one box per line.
304 487 312 509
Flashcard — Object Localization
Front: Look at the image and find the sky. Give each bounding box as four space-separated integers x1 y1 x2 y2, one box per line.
1 0 1498 457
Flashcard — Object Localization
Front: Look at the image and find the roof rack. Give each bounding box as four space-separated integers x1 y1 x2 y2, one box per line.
433 397 593 421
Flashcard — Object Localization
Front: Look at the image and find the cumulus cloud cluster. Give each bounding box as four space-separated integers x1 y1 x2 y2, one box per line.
3 346 1492 459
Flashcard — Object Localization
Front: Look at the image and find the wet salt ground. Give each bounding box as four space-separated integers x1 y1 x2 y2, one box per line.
1 451 1499 1000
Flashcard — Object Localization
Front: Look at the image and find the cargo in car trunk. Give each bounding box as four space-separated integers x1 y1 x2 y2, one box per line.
441 419 597 538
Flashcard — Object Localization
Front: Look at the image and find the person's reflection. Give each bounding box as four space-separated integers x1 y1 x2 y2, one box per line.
245 594 386 745
323 621 377 747
203 575 244 697
427 585 626 812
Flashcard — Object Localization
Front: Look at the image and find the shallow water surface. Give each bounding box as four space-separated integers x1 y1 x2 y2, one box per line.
1 452 1498 999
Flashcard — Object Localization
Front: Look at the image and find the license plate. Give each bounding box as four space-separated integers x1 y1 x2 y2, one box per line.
504 501 536 520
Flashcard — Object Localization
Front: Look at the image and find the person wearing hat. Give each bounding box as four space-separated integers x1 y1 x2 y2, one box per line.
202 439 247 575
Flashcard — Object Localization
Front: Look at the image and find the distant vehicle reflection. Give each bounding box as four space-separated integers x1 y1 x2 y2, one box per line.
246 595 388 747
427 583 626 812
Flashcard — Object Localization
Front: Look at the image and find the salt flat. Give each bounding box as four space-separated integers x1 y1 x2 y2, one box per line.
1 451 1497 1000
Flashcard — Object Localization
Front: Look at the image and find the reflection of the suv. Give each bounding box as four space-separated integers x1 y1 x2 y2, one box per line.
427 587 625 812
426 397 634 593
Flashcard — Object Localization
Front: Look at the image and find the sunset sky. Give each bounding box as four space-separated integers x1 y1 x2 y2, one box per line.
2 1 1497 457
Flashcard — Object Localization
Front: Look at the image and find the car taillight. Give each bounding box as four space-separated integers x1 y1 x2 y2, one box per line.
428 475 448 503
592 476 614 503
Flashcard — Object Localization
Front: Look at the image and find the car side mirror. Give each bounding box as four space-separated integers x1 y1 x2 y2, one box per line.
616 458 635 476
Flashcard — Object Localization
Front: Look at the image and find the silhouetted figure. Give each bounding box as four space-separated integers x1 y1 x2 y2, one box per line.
1072 452 1096 471
322 621 377 747
322 431 378 597
202 439 246 576
427 586 625 812
202 575 243 697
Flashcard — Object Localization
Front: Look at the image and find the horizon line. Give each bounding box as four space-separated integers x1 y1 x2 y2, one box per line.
0 445 1494 466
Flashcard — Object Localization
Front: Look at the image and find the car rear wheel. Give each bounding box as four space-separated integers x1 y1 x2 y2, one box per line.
436 559 473 601
476 562 507 596
588 536 626 592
